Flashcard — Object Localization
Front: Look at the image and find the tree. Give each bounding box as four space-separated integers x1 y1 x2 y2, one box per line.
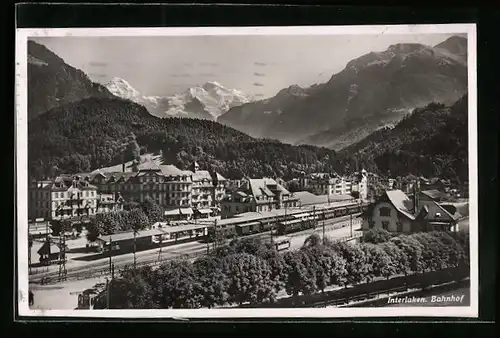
362 228 394 244
410 232 447 272
140 198 164 223
229 237 263 256
102 267 156 309
303 233 323 249
283 251 317 299
360 243 394 282
156 260 201 309
430 231 467 268
350 190 360 199
220 253 276 306
193 256 229 308
255 243 288 294
379 241 407 278
331 242 369 286
390 235 425 275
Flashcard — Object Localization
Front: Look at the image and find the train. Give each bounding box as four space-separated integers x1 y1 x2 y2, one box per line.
43 201 368 262
209 201 367 240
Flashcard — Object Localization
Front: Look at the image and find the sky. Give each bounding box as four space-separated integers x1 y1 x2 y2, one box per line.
31 33 459 98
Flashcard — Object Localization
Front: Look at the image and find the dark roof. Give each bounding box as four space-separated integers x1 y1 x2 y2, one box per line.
420 189 444 200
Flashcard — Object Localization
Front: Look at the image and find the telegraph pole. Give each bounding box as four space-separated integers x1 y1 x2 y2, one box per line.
109 235 113 274
350 212 353 238
322 210 326 244
213 219 218 251
158 234 163 262
133 230 137 269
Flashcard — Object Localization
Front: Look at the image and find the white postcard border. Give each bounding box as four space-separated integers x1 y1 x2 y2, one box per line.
15 24 478 318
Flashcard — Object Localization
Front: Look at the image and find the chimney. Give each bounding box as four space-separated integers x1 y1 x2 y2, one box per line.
413 179 420 214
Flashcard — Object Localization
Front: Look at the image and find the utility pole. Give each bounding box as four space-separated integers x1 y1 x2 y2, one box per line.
58 220 67 281
322 210 326 244
133 230 137 270
350 212 353 238
213 219 217 251
109 235 113 275
158 234 163 262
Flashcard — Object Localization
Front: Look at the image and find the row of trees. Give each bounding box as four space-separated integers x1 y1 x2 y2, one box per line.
85 198 164 242
96 229 469 309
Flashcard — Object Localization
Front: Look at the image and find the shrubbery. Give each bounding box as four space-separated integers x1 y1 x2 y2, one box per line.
97 230 469 309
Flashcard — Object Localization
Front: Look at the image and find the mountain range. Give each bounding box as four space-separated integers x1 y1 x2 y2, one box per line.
218 35 468 150
105 77 254 120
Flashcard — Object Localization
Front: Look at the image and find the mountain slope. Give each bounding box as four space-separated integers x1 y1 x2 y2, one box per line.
219 35 468 150
338 94 468 182
105 78 253 120
28 97 340 180
27 40 114 120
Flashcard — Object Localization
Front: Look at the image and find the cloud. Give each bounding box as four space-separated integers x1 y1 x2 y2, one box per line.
254 62 266 66
89 61 108 67
200 62 219 67
199 73 215 77
254 72 266 77
253 82 265 87
170 73 192 78
89 73 108 78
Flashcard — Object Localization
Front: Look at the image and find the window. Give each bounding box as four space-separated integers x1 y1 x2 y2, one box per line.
382 221 389 230
379 207 391 217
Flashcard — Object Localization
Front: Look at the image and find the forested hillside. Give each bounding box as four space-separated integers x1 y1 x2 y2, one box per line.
28 40 114 120
28 97 340 180
339 94 469 183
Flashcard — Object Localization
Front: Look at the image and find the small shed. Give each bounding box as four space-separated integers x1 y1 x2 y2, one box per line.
37 241 68 263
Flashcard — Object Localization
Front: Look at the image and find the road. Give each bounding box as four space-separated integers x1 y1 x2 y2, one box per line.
29 214 362 283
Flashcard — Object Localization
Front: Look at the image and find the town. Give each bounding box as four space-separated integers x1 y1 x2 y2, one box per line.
27 156 470 309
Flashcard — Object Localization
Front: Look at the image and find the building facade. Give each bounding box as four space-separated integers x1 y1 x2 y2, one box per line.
221 178 299 219
41 162 227 215
29 176 124 221
361 189 459 234
305 170 368 200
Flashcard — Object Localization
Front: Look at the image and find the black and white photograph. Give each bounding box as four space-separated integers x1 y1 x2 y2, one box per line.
16 24 478 318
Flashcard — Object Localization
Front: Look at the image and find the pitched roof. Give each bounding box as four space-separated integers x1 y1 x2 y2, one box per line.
385 190 416 220
420 189 444 200
137 161 162 171
159 164 185 177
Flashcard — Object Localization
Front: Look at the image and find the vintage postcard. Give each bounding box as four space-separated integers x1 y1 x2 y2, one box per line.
16 24 478 318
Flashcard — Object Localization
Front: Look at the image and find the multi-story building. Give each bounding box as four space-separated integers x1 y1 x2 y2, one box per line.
50 161 227 215
89 162 194 208
185 162 227 209
309 173 354 196
29 176 125 222
221 178 299 219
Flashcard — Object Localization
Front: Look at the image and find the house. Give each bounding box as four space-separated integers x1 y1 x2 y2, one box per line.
220 178 299 218
362 189 460 233
29 177 99 221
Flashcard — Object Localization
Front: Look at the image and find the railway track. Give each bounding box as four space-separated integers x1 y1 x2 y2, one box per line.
29 214 362 284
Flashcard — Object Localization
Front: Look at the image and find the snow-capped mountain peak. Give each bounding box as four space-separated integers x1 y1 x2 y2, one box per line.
105 78 254 120
106 77 142 100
